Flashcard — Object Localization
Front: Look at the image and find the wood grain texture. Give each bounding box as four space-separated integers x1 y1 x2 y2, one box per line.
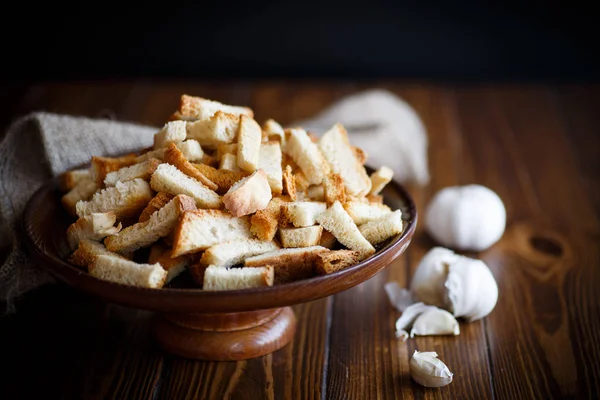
2 81 600 399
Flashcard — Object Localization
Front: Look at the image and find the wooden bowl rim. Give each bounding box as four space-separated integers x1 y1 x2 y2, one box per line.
21 166 417 313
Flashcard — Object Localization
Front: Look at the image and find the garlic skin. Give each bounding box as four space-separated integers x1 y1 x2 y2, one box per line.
410 351 453 388
411 247 499 321
425 185 506 251
394 302 437 340
410 308 460 338
384 281 414 312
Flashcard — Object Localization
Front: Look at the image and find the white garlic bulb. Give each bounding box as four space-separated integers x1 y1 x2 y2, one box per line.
411 247 499 321
425 184 506 251
410 351 453 388
410 308 460 338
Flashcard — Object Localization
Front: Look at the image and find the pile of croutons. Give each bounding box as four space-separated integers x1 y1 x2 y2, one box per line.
60 95 402 290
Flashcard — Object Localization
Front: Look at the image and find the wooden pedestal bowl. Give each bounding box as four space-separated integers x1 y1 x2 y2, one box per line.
21 171 416 361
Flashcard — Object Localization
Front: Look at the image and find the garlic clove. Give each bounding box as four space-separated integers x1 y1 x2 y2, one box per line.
446 257 499 321
394 302 437 340
410 247 458 309
410 307 460 338
425 184 506 251
385 281 414 312
410 351 453 388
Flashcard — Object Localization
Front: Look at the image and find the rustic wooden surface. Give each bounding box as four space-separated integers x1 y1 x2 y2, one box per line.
1 81 599 399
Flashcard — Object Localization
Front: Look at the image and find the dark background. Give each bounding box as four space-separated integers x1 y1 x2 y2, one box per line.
2 0 599 82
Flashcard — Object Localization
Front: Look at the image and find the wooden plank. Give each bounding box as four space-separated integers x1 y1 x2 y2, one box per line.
454 86 600 399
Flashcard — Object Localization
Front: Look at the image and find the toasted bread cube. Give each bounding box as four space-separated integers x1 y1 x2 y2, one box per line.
283 128 328 185
138 192 175 223
104 158 161 187
250 197 288 241
319 230 338 249
150 163 221 209
148 243 192 283
75 178 152 219
343 202 392 225
186 111 240 148
366 194 384 204
200 239 280 268
62 179 98 217
315 250 361 275
262 119 285 144
153 120 187 149
90 154 138 185
105 194 197 254
315 201 375 259
172 210 252 257
89 255 167 288
164 143 218 191
179 94 253 120
216 143 238 161
59 169 91 191
282 165 297 201
358 210 403 245
136 140 204 163
237 115 262 172
369 166 394 195
223 169 272 217
280 201 327 228
319 123 371 196
202 265 273 290
324 172 346 205
306 184 325 201
69 240 128 269
66 212 121 250
353 146 367 165
219 153 241 171
244 246 328 284
192 163 248 194
279 225 323 248
258 141 283 195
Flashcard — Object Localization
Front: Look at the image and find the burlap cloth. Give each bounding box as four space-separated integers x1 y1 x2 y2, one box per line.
0 89 428 311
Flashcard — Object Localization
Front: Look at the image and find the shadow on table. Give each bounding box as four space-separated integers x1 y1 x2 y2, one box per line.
0 284 165 398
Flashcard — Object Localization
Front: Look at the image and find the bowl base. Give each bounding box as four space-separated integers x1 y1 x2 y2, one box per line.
153 307 297 360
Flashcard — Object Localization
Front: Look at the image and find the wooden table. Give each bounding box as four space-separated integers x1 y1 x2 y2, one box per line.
1 81 598 399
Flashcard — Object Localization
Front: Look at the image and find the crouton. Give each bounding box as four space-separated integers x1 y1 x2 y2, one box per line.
222 169 272 217
172 210 252 257
315 201 375 259
150 163 221 209
237 115 262 172
358 210 403 245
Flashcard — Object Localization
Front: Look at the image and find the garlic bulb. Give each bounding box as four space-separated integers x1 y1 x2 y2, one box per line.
410 308 460 338
411 247 498 321
410 351 453 388
410 247 458 308
425 185 506 251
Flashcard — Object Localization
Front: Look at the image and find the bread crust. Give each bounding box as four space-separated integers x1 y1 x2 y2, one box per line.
192 163 248 194
139 192 174 223
164 143 219 191
282 165 297 201
222 169 272 217
90 154 138 185
315 250 361 275
244 246 328 284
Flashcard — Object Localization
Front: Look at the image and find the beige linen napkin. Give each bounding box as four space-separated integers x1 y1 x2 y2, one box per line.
0 90 428 310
